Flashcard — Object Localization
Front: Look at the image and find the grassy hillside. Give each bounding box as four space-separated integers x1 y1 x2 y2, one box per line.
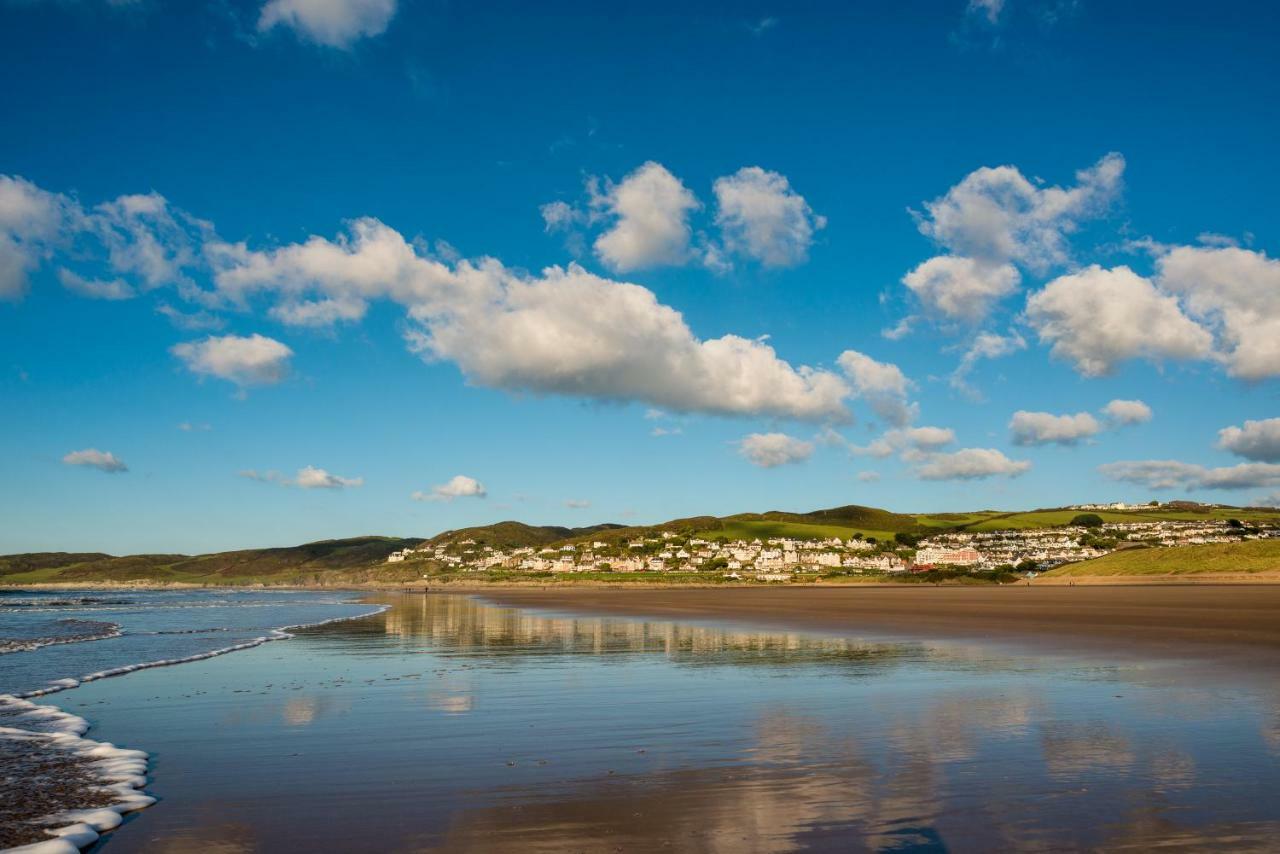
429 521 631 548
6 501 1279 586
0 537 424 585
1044 540 1280 577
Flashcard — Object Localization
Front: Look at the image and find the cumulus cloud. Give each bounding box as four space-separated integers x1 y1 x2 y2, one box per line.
836 350 916 426
917 153 1124 271
208 218 852 421
1154 246 1280 380
62 448 128 473
591 162 700 272
240 466 362 489
1217 418 1280 462
170 333 293 387
712 167 825 267
898 153 1125 328
1099 459 1280 491
414 474 487 501
737 432 815 468
1025 265 1213 377
902 256 1020 323
1009 410 1101 446
258 0 398 48
914 448 1031 481
950 330 1025 396
1102 399 1152 425
853 425 956 459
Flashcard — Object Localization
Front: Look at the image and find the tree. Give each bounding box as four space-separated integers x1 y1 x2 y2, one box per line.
894 532 921 547
1016 559 1039 574
1070 513 1104 528
1227 518 1244 529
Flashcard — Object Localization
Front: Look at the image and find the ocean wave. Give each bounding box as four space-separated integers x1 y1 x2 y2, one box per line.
0 602 389 853
0 622 123 656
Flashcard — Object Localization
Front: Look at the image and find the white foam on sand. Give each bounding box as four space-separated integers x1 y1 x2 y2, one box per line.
0 602 389 853
0 625 124 656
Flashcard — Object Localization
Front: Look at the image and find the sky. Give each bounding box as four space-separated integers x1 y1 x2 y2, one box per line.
2 0 1279 554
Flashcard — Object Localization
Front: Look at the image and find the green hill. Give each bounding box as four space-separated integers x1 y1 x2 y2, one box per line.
1043 539 1280 577
6 501 1279 586
0 537 424 585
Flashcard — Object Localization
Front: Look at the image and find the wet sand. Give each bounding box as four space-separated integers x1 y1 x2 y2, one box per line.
479 586 1280 663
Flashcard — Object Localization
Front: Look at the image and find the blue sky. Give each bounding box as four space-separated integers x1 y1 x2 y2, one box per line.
2 0 1279 554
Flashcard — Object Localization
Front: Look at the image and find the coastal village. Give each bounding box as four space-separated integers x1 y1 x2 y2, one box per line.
387 511 1280 581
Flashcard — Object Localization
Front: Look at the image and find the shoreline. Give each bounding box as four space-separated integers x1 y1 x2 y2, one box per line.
6 570 1280 594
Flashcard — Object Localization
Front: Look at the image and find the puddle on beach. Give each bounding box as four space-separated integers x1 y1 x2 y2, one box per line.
12 592 1280 852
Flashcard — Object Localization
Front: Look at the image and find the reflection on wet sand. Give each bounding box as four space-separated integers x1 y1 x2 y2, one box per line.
350 592 920 669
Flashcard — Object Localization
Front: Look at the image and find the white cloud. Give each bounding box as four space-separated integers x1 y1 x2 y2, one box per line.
650 426 682 437
177 422 212 432
737 432 815 468
1154 246 1280 380
1009 410 1100 446
917 153 1124 271
591 162 700 272
853 425 956 458
1025 265 1213 377
914 447 1031 481
171 333 293 387
1102 399 1152 425
896 153 1124 332
258 0 397 48
1217 418 1280 463
856 470 881 483
950 330 1025 395
836 350 916 426
62 448 128 473
240 466 362 489
209 218 852 421
712 167 825 267
414 474 487 501
413 265 851 421
564 499 591 509
294 465 363 489
902 256 1020 323
539 200 579 233
1100 459 1280 491
0 175 73 300
0 175 206 304
57 268 135 300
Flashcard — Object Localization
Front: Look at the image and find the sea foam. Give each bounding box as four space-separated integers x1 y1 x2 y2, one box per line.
0 601 389 852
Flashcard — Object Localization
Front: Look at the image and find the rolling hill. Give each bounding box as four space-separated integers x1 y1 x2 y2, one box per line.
5 501 1279 585
1042 539 1280 578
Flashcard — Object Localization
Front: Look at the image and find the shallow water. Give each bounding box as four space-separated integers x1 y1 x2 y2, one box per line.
12 592 1280 852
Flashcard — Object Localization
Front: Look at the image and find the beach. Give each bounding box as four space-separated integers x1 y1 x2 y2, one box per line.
480 585 1280 662
5 589 1280 851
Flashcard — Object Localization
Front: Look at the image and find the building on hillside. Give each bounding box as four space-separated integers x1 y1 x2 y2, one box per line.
912 546 982 569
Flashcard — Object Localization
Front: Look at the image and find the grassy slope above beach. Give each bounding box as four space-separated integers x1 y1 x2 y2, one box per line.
6 502 1280 587
1042 539 1280 578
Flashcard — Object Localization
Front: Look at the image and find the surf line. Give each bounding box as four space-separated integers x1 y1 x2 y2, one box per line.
0 602 390 854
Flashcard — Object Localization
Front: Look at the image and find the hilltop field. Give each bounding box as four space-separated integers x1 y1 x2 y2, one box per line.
3 503 1279 587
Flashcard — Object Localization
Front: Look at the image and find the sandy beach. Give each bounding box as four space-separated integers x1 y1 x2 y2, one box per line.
479 585 1280 662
